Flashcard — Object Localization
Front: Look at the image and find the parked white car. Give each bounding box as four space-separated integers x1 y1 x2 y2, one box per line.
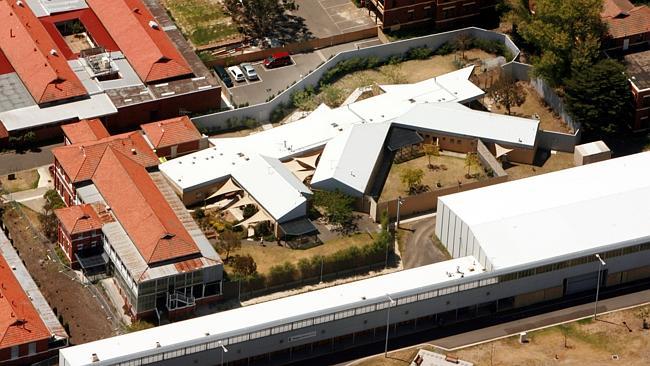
240 63 259 80
227 66 246 82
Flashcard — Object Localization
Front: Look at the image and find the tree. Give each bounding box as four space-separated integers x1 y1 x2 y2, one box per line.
400 168 424 194
454 33 473 60
312 190 354 226
487 73 526 115
564 59 631 136
242 204 258 220
216 230 241 262
224 0 297 39
465 152 480 177
231 254 257 277
511 0 606 85
320 85 344 107
40 189 65 242
423 143 440 169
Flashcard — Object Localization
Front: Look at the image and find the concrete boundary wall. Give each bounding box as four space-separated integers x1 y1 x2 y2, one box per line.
192 27 521 131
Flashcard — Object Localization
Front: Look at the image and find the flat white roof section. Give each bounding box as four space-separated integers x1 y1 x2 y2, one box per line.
0 94 117 132
393 103 539 148
575 140 610 155
438 152 650 270
59 256 483 366
311 122 392 197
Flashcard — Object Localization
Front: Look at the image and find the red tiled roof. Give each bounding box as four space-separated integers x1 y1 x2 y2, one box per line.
55 204 103 235
91 148 200 265
140 116 202 149
602 0 650 39
40 9 120 60
52 131 158 183
86 0 192 83
0 122 8 139
0 0 87 104
0 49 13 75
0 254 51 349
61 119 110 145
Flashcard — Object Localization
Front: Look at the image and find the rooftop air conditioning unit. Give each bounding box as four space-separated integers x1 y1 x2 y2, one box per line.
148 20 159 29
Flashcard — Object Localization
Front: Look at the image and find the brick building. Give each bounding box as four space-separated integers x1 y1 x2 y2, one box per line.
141 116 209 159
0 0 220 146
0 231 67 365
601 0 650 50
52 120 223 320
601 0 650 131
624 51 650 131
365 0 498 31
54 204 104 269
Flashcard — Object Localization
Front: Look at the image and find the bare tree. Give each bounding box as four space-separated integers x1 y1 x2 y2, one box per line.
216 230 242 262
487 72 526 115
454 33 473 60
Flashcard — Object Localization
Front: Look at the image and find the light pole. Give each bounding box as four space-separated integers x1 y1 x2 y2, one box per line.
319 255 324 283
594 254 606 320
384 294 396 358
218 341 228 366
395 196 405 230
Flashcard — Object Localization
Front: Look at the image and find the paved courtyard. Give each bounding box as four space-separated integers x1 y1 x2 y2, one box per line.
293 0 376 38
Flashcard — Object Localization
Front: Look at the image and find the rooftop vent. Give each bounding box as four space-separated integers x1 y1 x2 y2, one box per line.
148 20 159 29
131 148 136 155
16 0 23 6
50 49 57 56
155 342 161 348
91 353 99 362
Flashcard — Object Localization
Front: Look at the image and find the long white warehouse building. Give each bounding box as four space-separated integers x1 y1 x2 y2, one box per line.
60 152 650 366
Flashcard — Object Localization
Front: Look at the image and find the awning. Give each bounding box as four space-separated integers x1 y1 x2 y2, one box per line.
283 159 307 174
207 178 242 200
230 195 257 208
279 218 318 236
495 143 513 158
294 153 320 169
294 169 315 182
76 252 108 271
235 209 273 227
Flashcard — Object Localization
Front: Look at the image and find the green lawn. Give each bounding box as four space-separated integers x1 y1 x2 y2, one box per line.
162 0 240 46
225 232 376 274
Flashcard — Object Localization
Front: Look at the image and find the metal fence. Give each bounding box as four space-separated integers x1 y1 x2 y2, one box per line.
192 27 521 132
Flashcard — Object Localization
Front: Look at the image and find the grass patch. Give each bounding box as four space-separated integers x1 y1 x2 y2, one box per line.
227 232 375 274
162 0 240 46
0 169 39 193
432 234 452 260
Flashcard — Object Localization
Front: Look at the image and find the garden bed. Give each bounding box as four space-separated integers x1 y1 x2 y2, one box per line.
161 0 241 47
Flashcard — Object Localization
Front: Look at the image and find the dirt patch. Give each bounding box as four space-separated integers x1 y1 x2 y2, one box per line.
380 154 486 203
0 169 39 193
2 204 116 345
504 151 574 181
454 307 650 366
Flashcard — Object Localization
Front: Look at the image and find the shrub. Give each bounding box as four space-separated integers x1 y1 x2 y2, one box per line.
267 262 298 287
407 47 433 60
231 254 257 278
435 42 456 56
291 86 318 111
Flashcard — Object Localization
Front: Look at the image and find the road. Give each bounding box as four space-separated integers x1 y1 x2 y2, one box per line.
401 217 447 269
0 142 60 175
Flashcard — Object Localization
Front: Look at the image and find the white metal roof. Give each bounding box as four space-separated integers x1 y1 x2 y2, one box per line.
59 256 483 366
161 67 536 221
393 103 539 148
311 122 392 197
438 152 650 269
0 94 117 131
574 140 610 156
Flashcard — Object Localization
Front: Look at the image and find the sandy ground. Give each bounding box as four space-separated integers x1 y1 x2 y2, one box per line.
504 151 574 181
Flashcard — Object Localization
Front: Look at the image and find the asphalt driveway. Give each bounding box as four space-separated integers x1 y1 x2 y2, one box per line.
400 216 450 269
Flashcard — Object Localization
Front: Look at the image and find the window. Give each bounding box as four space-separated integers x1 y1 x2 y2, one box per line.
334 309 355 320
292 319 313 330
356 304 376 315
163 349 185 359
397 295 418 305
271 324 292 335
28 342 36 355
313 313 334 325
185 344 207 354
11 346 19 359
249 328 271 340
141 354 163 364
418 290 437 301
227 334 250 344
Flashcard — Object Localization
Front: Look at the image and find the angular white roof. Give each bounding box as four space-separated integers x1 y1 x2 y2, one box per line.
393 103 539 148
60 256 483 366
160 66 538 222
438 152 650 270
311 122 392 197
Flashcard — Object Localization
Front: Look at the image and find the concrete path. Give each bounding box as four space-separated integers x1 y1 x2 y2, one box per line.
401 217 447 269
1 164 54 212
